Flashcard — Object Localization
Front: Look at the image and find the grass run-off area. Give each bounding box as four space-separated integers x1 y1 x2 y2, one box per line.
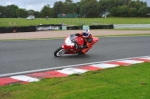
0 62 150 99
1 18 150 27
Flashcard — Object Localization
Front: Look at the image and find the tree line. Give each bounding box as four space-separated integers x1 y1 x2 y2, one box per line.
0 0 149 18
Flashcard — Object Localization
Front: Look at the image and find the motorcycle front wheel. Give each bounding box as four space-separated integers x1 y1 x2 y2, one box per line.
54 47 65 57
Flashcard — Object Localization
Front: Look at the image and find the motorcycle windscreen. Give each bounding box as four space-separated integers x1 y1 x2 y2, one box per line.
65 37 75 46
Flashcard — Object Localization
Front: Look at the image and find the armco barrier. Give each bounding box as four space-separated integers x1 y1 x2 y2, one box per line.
67 26 82 30
0 27 1 33
0 24 114 33
0 27 16 33
90 24 114 29
17 26 36 32
36 24 61 31
0 27 5 33
90 25 103 29
66 25 114 30
0 26 36 33
12 27 18 33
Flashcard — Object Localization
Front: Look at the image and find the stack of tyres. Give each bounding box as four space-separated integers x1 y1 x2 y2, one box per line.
29 26 36 32
4 27 13 33
12 27 18 33
0 27 3 33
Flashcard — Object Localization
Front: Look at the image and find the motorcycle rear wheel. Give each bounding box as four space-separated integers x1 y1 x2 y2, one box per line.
54 47 65 57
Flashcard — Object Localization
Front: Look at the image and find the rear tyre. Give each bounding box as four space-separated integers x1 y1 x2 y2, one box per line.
54 47 65 57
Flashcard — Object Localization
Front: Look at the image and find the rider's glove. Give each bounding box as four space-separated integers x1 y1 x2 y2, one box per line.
75 33 81 36
86 38 93 43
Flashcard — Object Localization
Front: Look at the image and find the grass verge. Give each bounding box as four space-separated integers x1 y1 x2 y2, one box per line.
1 18 150 26
0 62 150 99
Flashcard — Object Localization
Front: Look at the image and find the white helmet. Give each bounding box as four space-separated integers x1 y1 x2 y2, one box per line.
83 29 90 38
83 29 90 33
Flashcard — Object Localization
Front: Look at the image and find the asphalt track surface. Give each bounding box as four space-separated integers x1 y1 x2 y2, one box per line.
0 36 150 75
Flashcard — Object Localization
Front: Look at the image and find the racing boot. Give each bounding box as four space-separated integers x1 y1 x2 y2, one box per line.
78 45 88 54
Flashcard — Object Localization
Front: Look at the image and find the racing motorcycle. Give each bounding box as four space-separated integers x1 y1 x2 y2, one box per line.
54 34 99 57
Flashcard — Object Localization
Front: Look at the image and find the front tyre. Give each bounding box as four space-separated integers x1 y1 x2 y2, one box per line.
54 47 65 57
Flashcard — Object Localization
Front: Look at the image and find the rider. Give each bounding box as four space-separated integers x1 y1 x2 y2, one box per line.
74 29 93 54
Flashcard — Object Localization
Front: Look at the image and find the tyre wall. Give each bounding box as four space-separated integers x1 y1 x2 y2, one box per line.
0 24 114 33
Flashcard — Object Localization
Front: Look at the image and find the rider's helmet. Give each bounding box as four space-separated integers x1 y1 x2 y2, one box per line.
82 29 90 38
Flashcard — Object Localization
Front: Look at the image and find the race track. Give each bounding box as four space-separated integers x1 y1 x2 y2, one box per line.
0 36 150 75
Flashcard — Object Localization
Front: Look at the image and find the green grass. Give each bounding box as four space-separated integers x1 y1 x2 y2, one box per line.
0 62 150 99
1 18 150 27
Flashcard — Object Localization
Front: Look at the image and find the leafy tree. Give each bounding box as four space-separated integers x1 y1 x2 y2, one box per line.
148 7 150 13
128 7 137 17
4 4 19 18
119 5 129 17
40 4 53 18
110 7 118 17
98 0 126 17
27 10 35 16
80 0 98 18
63 0 75 13
53 1 64 17
128 0 136 7
17 8 27 18
0 6 5 18
74 2 80 15
0 0 149 18
98 0 109 15
34 11 41 18
137 6 148 17
117 5 128 17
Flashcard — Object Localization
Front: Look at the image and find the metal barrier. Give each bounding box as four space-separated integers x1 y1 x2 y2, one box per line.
0 24 114 33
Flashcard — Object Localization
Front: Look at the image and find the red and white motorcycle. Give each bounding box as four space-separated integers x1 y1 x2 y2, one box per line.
54 34 99 57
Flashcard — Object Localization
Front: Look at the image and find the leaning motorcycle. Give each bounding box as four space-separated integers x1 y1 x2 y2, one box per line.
54 34 99 57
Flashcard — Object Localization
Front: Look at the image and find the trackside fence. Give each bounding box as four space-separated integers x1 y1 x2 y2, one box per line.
0 24 114 33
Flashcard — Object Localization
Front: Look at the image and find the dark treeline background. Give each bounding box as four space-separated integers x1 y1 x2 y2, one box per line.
0 0 150 18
